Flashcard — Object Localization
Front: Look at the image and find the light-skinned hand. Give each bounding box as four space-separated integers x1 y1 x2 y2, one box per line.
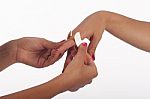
13 37 66 68
62 42 98 92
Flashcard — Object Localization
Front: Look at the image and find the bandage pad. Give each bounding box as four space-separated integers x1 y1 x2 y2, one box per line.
74 32 90 47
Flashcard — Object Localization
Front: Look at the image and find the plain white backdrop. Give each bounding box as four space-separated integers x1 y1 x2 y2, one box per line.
0 0 150 99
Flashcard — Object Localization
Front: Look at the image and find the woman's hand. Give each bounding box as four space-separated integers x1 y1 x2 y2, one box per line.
62 42 98 92
70 11 107 59
15 37 66 68
0 39 97 99
62 11 108 72
1 43 98 99
0 36 75 71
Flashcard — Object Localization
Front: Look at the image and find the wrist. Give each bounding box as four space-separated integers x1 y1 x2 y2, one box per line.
50 73 77 93
7 40 18 64
98 11 119 31
43 74 72 97
60 73 79 91
56 74 73 92
96 11 111 28
0 40 17 70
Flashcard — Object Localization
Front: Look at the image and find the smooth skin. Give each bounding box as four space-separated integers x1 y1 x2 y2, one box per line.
62 10 150 90
0 37 66 71
0 37 97 99
64 10 150 72
1 10 150 98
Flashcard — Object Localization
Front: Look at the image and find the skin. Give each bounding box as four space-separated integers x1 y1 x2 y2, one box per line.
61 11 150 90
1 10 150 98
0 37 67 71
0 37 97 99
63 10 150 72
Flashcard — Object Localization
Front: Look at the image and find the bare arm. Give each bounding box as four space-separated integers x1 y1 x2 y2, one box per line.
0 74 68 99
0 38 68 98
0 40 97 99
104 11 150 52
0 40 17 71
0 37 67 71
70 11 150 59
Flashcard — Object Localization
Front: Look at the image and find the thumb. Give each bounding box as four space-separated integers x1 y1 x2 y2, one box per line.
88 34 101 60
73 42 87 63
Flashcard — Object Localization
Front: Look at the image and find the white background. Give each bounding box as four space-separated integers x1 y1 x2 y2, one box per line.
0 0 150 99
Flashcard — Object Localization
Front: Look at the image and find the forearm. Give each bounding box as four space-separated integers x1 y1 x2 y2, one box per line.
0 40 17 71
99 11 150 52
0 74 69 99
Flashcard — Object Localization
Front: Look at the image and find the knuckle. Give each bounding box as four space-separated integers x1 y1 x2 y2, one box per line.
69 88 79 92
92 67 98 78
88 47 96 55
88 80 92 84
94 70 98 78
90 47 96 52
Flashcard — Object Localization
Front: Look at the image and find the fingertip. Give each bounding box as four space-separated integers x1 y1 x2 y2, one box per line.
78 42 87 49
81 42 87 47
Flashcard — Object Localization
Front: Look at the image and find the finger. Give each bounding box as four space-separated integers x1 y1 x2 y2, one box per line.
86 53 95 66
55 40 67 48
62 32 76 73
42 39 56 49
73 42 87 63
88 33 101 60
73 80 92 91
62 48 75 73
79 80 92 87
86 55 98 78
69 87 79 92
57 39 75 54
84 80 92 85
54 50 66 62
42 39 66 60
84 53 91 65
43 39 66 49
44 49 60 65
42 49 51 59
65 49 76 66
69 80 92 92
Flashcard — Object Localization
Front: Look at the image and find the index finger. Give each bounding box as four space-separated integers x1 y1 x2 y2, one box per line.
57 39 75 53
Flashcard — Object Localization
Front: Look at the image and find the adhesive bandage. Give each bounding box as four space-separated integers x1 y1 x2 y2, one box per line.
74 32 90 47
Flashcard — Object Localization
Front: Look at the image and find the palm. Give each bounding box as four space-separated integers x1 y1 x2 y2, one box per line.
16 37 65 68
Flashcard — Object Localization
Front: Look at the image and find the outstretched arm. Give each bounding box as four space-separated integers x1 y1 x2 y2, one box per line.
104 11 150 52
1 43 97 99
0 74 68 99
70 11 150 57
63 11 150 70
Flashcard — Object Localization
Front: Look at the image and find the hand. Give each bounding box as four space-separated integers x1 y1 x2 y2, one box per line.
15 37 66 68
62 42 98 92
63 11 107 72
70 11 106 59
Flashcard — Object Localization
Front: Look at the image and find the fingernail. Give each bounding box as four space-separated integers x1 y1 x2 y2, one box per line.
81 42 87 47
92 54 95 61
